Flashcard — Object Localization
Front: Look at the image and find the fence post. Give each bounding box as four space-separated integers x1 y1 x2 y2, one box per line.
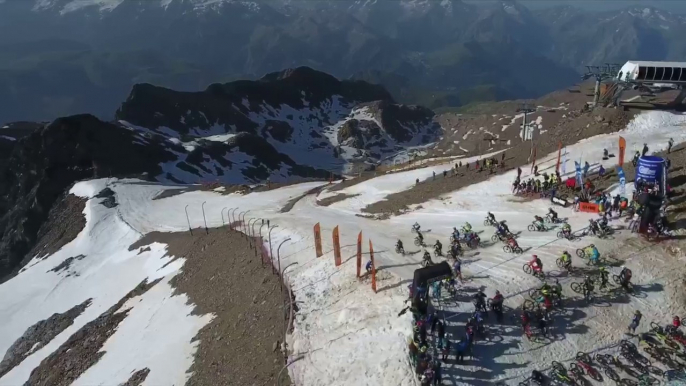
201 201 208 234
269 224 279 272
184 205 193 236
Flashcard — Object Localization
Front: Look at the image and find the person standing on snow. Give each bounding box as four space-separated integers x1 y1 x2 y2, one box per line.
642 143 649 157
517 167 522 178
628 310 642 333
668 138 674 153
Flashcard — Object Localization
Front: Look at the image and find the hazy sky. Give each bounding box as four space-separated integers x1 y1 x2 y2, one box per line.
468 0 686 13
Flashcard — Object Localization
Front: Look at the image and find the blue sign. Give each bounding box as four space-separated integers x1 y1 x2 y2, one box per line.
636 156 665 184
617 167 626 195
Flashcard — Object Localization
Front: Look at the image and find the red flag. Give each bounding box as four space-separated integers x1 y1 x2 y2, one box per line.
618 136 626 166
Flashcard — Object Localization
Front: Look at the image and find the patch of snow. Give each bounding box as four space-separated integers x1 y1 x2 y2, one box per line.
0 135 16 141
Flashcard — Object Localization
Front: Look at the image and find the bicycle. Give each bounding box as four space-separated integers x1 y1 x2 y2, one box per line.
557 229 575 240
570 281 594 301
550 362 577 385
556 256 572 270
528 222 547 232
594 354 621 382
575 351 603 381
414 236 425 247
503 244 523 254
650 322 682 350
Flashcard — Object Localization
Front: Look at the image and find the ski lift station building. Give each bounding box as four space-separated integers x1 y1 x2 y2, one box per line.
616 60 686 84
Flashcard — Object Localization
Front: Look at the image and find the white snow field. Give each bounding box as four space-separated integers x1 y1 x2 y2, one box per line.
1 111 686 385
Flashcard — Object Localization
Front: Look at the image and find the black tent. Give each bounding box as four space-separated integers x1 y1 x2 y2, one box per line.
411 262 453 302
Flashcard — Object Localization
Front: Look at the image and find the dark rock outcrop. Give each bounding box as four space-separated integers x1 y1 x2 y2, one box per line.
0 114 176 280
115 66 394 137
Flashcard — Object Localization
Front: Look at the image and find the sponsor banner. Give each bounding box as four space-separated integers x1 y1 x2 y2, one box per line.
579 202 599 213
617 167 626 195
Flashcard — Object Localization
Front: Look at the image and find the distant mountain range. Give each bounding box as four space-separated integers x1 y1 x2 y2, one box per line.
1 0 686 123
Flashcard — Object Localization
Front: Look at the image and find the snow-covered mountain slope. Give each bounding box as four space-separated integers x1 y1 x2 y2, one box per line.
116 66 442 173
3 110 686 385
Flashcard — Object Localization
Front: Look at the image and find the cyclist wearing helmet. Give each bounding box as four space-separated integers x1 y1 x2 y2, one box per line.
451 227 460 241
560 251 572 269
548 208 558 222
583 275 595 300
588 244 600 264
499 221 510 234
589 219 600 235
530 255 543 272
598 266 609 289
462 222 473 234
561 222 572 235
553 279 562 301
487 211 497 224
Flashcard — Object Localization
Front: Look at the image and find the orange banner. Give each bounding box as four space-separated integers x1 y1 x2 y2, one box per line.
356 232 362 278
333 226 341 266
369 239 376 292
555 142 562 172
579 202 599 213
618 136 626 166
314 223 323 258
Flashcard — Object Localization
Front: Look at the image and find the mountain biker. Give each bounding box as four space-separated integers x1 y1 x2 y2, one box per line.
598 266 609 289
450 240 462 258
507 236 519 251
561 222 572 236
674 316 682 329
588 244 600 265
451 227 460 241
560 251 571 269
365 260 373 273
396 239 404 252
530 255 543 273
491 290 504 312
413 222 421 232
487 211 496 224
423 251 432 265
548 208 558 222
539 281 552 297
553 279 562 301
599 213 609 229
628 310 642 333
416 231 424 245
434 240 442 255
583 275 595 299
499 221 510 234
462 222 472 234
474 289 487 311
619 266 632 289
589 219 601 235
533 215 544 230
